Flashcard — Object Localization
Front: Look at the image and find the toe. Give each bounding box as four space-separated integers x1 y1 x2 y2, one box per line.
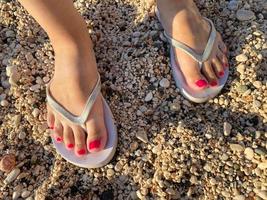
72 126 87 157
175 54 208 90
63 124 75 150
47 105 55 129
53 119 63 143
86 120 107 153
217 48 229 68
202 61 218 87
211 57 224 79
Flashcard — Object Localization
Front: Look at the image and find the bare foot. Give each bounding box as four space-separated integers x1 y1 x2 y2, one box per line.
47 40 107 157
157 0 229 90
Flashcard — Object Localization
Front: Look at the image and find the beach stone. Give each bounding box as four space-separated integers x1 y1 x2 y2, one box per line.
136 131 148 143
6 66 17 77
236 85 248 94
237 64 245 74
236 54 248 62
233 195 245 200
253 81 262 89
21 190 31 198
107 169 115 177
145 92 153 102
223 122 232 136
0 153 16 172
209 178 217 186
258 162 267 170
204 163 212 172
18 132 26 140
12 191 21 200
1 100 9 107
229 144 244 152
228 0 239 11
4 168 20 184
236 9 255 21
32 108 40 118
159 78 170 88
244 147 254 160
221 191 231 198
256 190 267 200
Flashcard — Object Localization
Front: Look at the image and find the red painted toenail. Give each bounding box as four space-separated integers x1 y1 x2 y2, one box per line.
219 71 224 77
77 149 86 155
49 126 54 130
89 139 101 150
224 63 229 68
210 80 218 87
195 80 208 88
67 143 74 149
56 137 62 142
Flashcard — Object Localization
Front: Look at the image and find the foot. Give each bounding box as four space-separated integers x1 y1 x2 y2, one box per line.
157 0 229 90
46 40 107 157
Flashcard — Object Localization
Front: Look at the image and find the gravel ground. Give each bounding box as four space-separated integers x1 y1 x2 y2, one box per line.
0 0 266 199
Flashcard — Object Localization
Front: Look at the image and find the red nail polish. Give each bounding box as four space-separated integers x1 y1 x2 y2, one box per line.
77 149 86 155
219 71 224 77
224 63 229 68
49 126 54 130
67 143 74 149
195 79 208 88
56 137 62 142
89 139 101 150
210 80 218 87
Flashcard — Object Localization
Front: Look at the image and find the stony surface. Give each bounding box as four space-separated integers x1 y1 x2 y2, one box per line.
0 0 266 199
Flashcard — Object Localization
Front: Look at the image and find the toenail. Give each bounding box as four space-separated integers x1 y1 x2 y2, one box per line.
49 126 54 130
224 63 229 68
195 79 208 88
77 149 86 155
219 71 224 77
56 137 62 142
89 139 101 150
67 143 74 149
210 80 218 87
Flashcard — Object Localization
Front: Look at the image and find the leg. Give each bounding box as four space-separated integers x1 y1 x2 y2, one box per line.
157 0 228 89
18 0 107 155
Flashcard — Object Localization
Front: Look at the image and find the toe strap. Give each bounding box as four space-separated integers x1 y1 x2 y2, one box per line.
46 73 101 125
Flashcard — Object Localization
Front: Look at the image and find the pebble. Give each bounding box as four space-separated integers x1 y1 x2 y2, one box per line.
114 162 123 172
12 191 21 200
253 81 262 89
258 162 267 170
0 154 16 172
18 132 26 140
21 190 31 198
244 147 254 160
204 163 212 172
223 122 232 136
4 168 20 184
32 108 40 118
221 191 231 198
236 9 255 21
233 195 246 200
136 131 148 143
0 99 9 107
237 64 245 74
106 169 115 177
229 144 244 152
209 178 217 186
256 190 267 200
145 92 153 102
228 0 239 11
236 54 248 62
159 78 170 88
236 85 248 94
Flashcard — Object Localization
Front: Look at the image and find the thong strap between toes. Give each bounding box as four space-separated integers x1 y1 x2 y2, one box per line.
46 73 101 125
162 16 217 69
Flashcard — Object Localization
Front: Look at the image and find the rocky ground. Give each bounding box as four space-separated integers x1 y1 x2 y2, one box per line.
0 0 266 199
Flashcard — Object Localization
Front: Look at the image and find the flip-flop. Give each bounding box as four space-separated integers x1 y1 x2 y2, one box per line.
46 73 118 168
155 8 229 103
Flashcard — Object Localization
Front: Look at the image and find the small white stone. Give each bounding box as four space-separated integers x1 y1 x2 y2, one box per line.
258 162 267 170
209 178 217 186
4 168 20 184
1 100 9 107
18 132 26 140
159 78 170 88
233 195 245 200
21 190 31 198
236 54 248 62
221 191 231 198
204 163 212 172
32 108 40 118
25 197 33 200
236 9 255 21
244 147 254 160
136 131 148 143
253 81 262 89
189 176 198 184
12 191 21 200
152 145 162 155
25 53 33 62
205 134 212 139
229 144 244 152
6 66 17 77
223 122 232 136
145 92 153 102
106 169 115 177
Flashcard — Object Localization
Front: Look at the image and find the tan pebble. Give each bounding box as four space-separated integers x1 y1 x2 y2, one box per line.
189 176 198 184
12 190 21 200
209 178 217 185
136 131 148 143
229 144 244 152
233 195 245 200
21 190 31 198
221 191 231 198
0 100 9 107
32 108 40 118
256 190 267 200
0 154 16 172
224 122 232 136
258 162 267 170
107 169 115 176
4 168 20 184
236 54 248 62
244 147 254 160
204 163 212 172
